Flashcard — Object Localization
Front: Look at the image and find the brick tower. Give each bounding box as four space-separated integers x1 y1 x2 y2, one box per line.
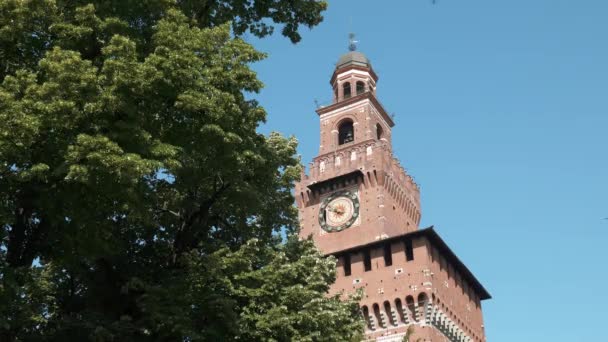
295 45 491 341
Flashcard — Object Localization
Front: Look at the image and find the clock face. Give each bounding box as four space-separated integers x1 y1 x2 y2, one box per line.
319 190 360 232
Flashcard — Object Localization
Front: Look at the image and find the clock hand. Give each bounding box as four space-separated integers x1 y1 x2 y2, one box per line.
328 206 344 215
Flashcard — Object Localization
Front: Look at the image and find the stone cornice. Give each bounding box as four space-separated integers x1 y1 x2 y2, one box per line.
316 92 395 127
330 227 492 301
330 65 379 85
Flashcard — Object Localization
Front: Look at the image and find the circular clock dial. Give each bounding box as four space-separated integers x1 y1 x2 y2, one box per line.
325 197 354 226
319 190 360 232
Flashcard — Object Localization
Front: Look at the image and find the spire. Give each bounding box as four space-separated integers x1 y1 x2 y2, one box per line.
348 33 357 51
336 33 370 69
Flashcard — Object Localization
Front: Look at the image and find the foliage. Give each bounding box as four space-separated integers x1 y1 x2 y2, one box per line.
402 325 422 342
0 1 364 341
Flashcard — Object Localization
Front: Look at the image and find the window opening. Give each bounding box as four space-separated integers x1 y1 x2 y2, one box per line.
343 254 351 276
384 301 396 326
376 123 384 140
338 120 354 145
362 306 372 330
373 303 383 328
383 243 392 266
363 249 372 271
356 81 365 95
418 292 429 307
406 296 417 322
405 239 414 261
395 298 405 323
342 82 351 99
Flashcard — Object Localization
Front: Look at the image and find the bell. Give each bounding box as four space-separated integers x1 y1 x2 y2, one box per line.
345 131 353 143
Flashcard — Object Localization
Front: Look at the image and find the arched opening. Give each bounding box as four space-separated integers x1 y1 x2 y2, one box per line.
383 301 396 326
356 81 365 95
406 295 417 322
395 298 405 323
418 292 429 306
338 119 354 145
373 303 384 328
361 305 373 330
418 292 429 323
342 82 351 99
376 123 384 140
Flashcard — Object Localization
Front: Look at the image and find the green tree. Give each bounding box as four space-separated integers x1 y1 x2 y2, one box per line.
0 1 364 340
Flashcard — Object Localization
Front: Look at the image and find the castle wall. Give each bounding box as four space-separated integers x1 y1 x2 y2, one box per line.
428 245 486 341
327 236 485 342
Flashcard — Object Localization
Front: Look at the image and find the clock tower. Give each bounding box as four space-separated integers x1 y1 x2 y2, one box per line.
295 43 491 341
295 48 421 255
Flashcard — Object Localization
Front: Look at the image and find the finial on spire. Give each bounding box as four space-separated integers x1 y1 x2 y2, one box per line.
348 33 358 51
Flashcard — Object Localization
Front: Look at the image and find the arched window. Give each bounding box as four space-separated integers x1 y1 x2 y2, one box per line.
395 298 405 323
376 123 384 140
338 120 354 145
383 301 396 326
417 293 429 323
361 306 373 330
406 295 417 322
356 81 365 95
418 292 429 307
373 303 384 328
342 82 351 99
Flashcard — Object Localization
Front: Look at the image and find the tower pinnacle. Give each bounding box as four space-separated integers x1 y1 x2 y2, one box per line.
348 33 357 51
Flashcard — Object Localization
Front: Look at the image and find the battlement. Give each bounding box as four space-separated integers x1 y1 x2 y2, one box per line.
297 138 420 209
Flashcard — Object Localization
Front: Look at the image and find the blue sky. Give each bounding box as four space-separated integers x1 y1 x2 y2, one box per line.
246 1 608 340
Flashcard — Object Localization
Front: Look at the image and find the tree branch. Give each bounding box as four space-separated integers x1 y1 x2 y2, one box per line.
171 176 231 265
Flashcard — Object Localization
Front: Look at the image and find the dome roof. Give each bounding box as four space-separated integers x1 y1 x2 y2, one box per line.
336 51 371 69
